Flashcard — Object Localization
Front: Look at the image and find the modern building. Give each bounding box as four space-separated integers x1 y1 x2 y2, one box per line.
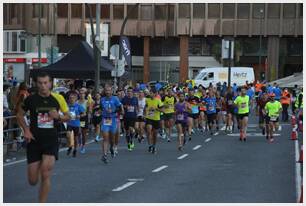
3 3 303 83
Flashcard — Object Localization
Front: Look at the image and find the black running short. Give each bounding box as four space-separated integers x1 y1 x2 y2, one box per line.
188 113 200 119
92 116 102 126
206 113 217 124
146 119 160 130
80 115 89 129
175 120 187 128
26 140 59 164
265 116 279 123
124 117 136 130
163 113 174 121
237 113 249 120
137 116 145 122
67 125 80 136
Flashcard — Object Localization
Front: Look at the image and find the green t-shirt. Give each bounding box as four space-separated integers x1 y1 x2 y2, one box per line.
145 97 163 121
265 101 282 118
234 95 250 114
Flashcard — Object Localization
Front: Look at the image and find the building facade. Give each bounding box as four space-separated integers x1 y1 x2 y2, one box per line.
3 3 303 83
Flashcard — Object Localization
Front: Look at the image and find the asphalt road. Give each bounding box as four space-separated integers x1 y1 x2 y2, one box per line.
3 113 300 203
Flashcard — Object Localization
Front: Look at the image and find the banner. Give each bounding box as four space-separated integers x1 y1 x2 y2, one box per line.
119 36 132 71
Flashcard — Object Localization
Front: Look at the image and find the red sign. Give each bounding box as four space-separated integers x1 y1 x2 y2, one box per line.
3 58 26 63
32 58 48 63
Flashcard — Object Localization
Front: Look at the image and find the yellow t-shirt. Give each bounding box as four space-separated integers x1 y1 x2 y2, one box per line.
51 92 69 113
145 97 163 121
234 95 249 114
162 96 176 114
265 101 282 118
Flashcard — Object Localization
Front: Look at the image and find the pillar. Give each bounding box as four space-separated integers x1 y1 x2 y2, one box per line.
143 36 150 83
267 36 280 81
179 35 189 82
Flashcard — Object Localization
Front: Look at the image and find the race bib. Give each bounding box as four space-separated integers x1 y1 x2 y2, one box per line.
148 109 155 117
208 105 214 111
70 111 76 120
241 102 247 109
270 115 278 121
177 114 184 121
127 106 135 113
191 106 199 114
103 118 112 126
80 121 85 127
37 113 54 129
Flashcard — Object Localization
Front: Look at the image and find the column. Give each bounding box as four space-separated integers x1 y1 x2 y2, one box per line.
179 35 189 82
267 36 280 81
143 36 150 83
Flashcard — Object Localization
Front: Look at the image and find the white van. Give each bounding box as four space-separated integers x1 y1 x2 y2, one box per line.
194 67 255 87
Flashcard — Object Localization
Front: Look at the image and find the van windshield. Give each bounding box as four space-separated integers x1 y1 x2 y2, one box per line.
195 72 207 80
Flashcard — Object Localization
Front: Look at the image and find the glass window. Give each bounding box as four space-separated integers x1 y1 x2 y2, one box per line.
169 5 175 19
57 4 68 18
287 38 302 56
86 4 96 18
12 32 17 52
101 4 110 19
20 38 26 52
179 4 190 18
283 4 296 18
141 4 152 20
300 3 303 17
268 4 280 18
10 4 18 18
223 3 235 19
128 4 138 19
208 4 220 19
113 4 124 19
242 38 267 56
33 4 44 18
71 4 82 18
193 3 205 19
4 4 8 24
237 4 249 19
155 5 166 20
253 4 265 19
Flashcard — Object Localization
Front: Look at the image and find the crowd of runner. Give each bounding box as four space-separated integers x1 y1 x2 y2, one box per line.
7 72 303 202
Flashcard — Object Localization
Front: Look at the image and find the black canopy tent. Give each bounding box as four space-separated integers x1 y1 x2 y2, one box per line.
30 41 114 79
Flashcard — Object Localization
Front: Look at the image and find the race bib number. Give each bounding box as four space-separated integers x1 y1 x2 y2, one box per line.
37 113 54 129
177 114 184 121
148 109 155 117
241 102 247 109
70 111 76 120
270 115 278 121
127 106 135 113
208 105 214 111
103 118 112 126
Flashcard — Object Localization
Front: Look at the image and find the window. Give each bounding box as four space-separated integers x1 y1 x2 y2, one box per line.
168 5 175 19
33 4 44 18
4 4 8 24
193 3 205 19
204 72 214 80
223 3 235 19
57 4 68 18
253 4 265 19
238 4 250 19
283 4 296 18
300 3 303 17
4 30 26 53
10 4 18 18
101 4 110 19
268 4 280 18
128 4 138 19
155 5 166 20
113 4 124 19
179 4 190 18
141 4 152 20
208 4 220 19
85 4 96 18
71 4 82 18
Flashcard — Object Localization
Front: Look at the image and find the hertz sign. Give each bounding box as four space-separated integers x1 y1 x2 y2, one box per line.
233 72 247 78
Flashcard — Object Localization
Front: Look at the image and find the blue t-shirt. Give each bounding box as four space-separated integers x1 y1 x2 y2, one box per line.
204 97 217 114
67 103 85 127
139 83 147 91
121 96 138 118
100 96 122 119
273 87 282 100
267 86 273 94
247 88 255 99
155 83 162 91
232 85 238 93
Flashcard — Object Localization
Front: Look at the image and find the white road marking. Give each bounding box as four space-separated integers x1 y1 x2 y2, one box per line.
205 138 212 143
220 125 226 131
177 154 189 160
112 182 136 192
4 139 96 167
227 133 281 137
127 178 144 182
213 132 219 136
152 165 168 173
295 141 302 202
193 145 202 150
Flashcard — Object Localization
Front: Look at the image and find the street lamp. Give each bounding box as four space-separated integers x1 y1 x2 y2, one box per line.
259 8 264 81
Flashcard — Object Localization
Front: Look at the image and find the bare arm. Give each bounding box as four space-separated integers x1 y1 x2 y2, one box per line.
16 105 34 142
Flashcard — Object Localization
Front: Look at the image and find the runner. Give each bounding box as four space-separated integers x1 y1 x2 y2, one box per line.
93 92 102 142
203 89 217 135
225 87 235 133
257 86 270 136
264 93 282 142
199 88 208 132
135 90 146 143
100 86 124 163
16 72 70 202
78 88 92 154
186 89 200 141
162 88 177 142
158 88 166 139
234 87 250 141
175 92 188 151
145 89 164 154
66 91 85 157
121 87 139 151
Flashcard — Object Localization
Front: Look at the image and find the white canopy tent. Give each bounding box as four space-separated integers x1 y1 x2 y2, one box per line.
269 73 303 88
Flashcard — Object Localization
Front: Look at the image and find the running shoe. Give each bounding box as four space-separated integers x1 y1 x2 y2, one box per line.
110 146 114 157
269 138 274 143
95 136 100 142
101 155 108 164
178 146 183 151
262 128 265 135
167 137 171 142
127 143 132 151
148 146 152 153
67 147 72 156
152 147 157 154
130 142 135 149
72 149 77 157
114 147 118 155
80 147 86 154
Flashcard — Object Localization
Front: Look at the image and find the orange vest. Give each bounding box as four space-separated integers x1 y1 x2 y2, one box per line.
280 91 291 105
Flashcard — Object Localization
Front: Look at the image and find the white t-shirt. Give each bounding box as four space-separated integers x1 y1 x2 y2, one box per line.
137 98 146 117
